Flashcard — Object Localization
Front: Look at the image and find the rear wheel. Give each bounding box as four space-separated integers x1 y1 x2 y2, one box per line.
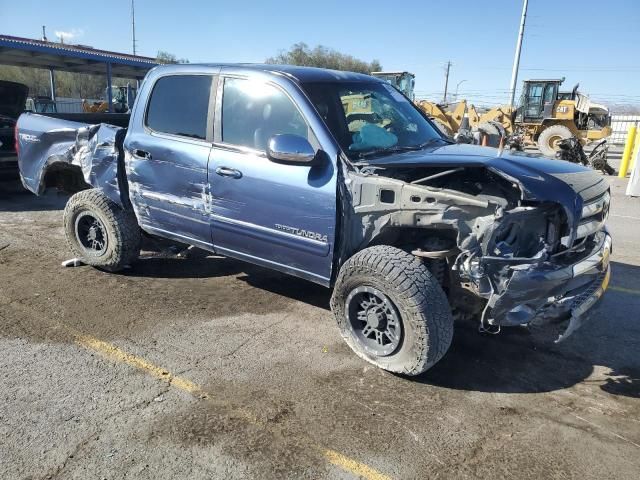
537 124 573 157
331 246 453 376
63 189 141 271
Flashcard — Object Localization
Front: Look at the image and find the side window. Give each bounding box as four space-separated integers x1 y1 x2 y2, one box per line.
146 75 212 140
222 77 308 151
543 84 556 104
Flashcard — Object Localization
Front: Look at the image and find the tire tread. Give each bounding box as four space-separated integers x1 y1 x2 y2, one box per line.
331 245 453 375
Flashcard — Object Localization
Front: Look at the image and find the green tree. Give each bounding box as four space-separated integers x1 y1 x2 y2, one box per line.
0 65 137 100
156 51 189 64
266 42 381 74
0 66 50 96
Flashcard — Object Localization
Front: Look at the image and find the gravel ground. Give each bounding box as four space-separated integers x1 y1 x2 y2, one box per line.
1 165 639 480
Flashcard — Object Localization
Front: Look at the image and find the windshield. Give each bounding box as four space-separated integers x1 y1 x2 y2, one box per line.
301 81 442 159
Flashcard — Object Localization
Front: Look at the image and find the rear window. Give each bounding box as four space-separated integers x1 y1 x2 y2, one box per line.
146 75 211 140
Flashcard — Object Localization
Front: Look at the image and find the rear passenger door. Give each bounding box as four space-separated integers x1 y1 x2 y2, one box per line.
208 75 337 285
125 73 216 248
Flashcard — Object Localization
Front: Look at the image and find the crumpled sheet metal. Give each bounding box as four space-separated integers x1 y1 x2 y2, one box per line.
19 115 126 208
74 123 126 207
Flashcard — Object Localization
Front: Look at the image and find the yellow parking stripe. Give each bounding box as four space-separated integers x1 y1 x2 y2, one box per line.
610 285 640 296
74 333 205 396
71 329 391 480
324 449 392 480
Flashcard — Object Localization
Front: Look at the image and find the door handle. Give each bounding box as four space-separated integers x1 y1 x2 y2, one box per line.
215 166 242 179
132 149 152 160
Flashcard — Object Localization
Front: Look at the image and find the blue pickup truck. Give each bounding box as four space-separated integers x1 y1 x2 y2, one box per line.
16 64 611 375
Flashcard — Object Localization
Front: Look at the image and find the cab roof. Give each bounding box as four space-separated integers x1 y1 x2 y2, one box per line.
152 63 380 83
523 78 565 84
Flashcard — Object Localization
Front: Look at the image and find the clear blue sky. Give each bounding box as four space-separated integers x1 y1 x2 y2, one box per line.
2 0 639 107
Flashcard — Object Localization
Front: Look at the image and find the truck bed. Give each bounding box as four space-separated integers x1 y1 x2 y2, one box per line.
16 112 130 206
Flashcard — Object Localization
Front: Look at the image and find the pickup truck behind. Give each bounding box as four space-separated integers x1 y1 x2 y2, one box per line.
16 64 612 375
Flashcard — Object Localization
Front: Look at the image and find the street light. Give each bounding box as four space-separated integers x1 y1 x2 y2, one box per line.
454 80 467 101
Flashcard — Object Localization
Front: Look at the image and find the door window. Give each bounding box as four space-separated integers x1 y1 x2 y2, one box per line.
221 78 308 151
146 75 212 140
525 84 544 118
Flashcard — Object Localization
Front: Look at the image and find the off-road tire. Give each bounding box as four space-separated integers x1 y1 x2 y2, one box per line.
330 245 453 376
63 189 141 271
538 124 573 157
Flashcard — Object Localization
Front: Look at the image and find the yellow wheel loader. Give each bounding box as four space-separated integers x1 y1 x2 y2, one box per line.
415 100 480 136
485 79 612 156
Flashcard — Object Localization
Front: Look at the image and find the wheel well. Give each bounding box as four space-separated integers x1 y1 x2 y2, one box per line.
357 227 457 287
42 163 90 194
365 227 457 250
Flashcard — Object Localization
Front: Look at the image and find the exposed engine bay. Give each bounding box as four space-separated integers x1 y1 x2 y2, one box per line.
339 158 610 340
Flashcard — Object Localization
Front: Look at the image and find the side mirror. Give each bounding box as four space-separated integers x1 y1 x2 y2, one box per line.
267 134 317 165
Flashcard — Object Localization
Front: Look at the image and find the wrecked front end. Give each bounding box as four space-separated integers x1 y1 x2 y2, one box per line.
340 148 611 342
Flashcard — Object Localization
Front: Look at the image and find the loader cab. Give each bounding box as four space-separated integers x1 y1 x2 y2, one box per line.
518 79 563 122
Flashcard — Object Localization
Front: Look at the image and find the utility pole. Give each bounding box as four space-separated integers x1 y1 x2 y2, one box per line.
443 61 452 103
508 0 528 108
131 0 137 55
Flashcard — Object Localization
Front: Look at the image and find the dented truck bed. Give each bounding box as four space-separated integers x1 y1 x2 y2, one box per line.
17 113 130 207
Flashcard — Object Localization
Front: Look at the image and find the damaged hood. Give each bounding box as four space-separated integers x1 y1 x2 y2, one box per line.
361 143 608 221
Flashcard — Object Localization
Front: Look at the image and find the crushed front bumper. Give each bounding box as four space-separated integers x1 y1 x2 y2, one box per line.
490 231 611 342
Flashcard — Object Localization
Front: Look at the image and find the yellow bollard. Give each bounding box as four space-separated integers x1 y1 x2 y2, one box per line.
630 129 640 173
619 124 637 178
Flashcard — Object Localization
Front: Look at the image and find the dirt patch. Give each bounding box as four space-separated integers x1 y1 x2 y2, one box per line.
0 242 328 346
150 381 324 479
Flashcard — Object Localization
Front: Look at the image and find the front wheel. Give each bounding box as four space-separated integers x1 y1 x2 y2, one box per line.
63 189 141 271
537 124 573 157
330 246 453 376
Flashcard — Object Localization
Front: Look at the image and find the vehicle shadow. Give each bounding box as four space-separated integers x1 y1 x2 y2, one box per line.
417 260 640 398
124 247 331 309
124 253 246 280
122 245 330 308
237 270 330 310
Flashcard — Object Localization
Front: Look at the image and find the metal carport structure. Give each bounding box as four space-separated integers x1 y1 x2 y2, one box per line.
0 34 157 111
